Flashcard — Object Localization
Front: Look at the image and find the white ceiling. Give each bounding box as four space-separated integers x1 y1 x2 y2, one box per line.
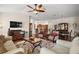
0 4 79 20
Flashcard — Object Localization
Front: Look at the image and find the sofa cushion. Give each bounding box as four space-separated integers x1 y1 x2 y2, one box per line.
0 35 13 53
0 39 7 53
0 35 12 43
0 35 6 43
4 40 17 51
69 37 79 54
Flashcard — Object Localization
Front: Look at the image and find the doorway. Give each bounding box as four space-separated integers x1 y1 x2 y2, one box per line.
36 24 48 37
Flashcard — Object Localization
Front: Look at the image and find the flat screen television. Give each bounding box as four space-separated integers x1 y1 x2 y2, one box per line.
10 21 22 28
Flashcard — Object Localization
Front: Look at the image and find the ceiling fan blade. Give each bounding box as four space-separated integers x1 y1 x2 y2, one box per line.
37 10 45 12
39 4 42 8
27 5 34 9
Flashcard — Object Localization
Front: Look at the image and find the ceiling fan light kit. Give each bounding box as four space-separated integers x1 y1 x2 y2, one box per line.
33 10 38 14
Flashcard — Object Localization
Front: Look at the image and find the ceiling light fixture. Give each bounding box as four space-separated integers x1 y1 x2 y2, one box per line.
33 10 38 14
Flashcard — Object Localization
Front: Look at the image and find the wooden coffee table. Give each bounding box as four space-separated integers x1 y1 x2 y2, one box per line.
24 38 42 53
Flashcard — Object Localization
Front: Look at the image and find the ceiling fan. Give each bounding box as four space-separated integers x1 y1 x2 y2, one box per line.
27 4 45 14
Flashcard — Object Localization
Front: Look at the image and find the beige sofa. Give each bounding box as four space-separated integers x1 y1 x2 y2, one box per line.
40 37 79 54
0 35 24 54
4 40 24 54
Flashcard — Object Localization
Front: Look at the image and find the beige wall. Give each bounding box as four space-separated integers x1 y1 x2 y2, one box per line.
0 12 29 37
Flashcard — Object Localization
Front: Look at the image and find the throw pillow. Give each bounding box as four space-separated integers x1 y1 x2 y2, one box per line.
0 35 6 43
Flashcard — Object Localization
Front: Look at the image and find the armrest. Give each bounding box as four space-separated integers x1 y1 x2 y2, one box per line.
4 48 24 54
